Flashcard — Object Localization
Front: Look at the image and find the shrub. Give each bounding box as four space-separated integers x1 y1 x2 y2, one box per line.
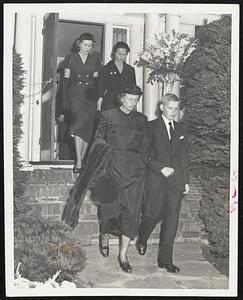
14 212 86 283
13 49 29 214
181 15 231 257
13 50 86 282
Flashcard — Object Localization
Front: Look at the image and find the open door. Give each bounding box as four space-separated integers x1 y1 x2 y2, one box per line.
40 13 58 161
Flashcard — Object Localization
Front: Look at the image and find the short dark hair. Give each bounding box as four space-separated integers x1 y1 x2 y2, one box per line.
71 32 95 52
111 41 130 59
79 32 95 42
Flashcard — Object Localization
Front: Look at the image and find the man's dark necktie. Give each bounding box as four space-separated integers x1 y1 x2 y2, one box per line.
169 122 174 147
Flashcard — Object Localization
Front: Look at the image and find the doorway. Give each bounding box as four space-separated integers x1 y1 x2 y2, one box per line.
40 13 104 162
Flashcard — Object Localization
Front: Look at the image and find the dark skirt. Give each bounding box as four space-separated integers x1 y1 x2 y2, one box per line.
69 98 97 143
94 151 146 239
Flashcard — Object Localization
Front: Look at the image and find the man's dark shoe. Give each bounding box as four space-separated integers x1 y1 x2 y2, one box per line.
158 263 180 273
135 239 147 256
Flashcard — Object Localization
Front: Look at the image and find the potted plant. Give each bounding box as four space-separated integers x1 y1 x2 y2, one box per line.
135 29 197 95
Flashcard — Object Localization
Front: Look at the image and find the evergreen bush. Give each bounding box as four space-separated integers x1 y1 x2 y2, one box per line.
13 50 86 282
14 213 86 283
181 15 231 257
13 49 29 214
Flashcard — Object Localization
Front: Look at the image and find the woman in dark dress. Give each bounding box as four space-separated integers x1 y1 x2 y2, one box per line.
62 33 102 172
94 85 147 273
97 42 136 111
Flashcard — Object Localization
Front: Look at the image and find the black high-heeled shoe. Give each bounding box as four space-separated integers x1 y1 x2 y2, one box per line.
117 255 132 273
98 234 109 257
73 166 82 174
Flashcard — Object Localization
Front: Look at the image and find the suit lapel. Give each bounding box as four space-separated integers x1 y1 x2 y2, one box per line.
157 117 171 152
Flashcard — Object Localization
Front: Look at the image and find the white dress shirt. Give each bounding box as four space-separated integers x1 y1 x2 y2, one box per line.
162 115 174 140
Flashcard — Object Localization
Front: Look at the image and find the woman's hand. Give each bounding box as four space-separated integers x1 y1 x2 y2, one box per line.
58 114 65 123
183 184 190 195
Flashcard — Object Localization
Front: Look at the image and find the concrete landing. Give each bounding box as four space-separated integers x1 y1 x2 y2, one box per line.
75 242 228 289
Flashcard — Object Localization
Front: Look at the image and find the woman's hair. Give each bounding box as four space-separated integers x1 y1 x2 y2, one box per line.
71 32 95 53
111 41 130 59
79 32 95 43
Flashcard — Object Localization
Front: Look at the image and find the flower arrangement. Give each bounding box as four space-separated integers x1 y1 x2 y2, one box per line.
135 30 197 91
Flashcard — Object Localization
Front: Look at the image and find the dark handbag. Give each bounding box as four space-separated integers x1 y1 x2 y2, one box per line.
93 177 119 204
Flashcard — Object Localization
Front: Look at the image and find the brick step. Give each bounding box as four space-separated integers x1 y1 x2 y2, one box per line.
60 218 203 245
25 169 78 184
23 169 204 244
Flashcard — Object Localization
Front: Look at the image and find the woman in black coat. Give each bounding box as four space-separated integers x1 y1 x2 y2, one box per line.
95 85 147 273
97 42 136 111
62 33 102 173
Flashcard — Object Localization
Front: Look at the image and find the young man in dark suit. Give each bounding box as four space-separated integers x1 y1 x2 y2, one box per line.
136 93 190 273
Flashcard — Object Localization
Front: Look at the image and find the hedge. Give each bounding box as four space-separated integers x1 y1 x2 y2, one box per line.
181 15 231 257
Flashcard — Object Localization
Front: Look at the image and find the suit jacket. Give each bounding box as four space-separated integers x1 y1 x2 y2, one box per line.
140 116 189 192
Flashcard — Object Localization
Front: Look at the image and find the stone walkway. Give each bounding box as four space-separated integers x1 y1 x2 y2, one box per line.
75 242 228 289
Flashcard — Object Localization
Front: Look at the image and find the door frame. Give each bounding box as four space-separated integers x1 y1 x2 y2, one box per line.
40 13 58 161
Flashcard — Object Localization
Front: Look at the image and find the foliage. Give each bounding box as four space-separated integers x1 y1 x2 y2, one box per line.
14 212 86 283
13 49 30 214
135 29 197 85
200 174 230 257
181 15 231 257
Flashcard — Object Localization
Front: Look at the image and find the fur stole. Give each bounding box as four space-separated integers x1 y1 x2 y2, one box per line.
62 138 112 229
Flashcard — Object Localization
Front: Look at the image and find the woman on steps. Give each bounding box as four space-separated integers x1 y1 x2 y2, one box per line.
97 41 136 111
93 85 147 273
62 32 102 173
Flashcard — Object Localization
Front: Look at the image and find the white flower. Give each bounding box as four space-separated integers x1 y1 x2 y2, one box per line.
136 30 197 84
174 56 181 65
154 49 161 56
61 281 77 288
180 38 190 47
164 48 170 56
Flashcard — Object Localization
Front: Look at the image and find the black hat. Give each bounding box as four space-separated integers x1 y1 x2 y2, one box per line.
119 84 143 96
79 32 95 42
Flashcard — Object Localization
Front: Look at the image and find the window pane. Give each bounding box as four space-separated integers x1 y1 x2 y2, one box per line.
113 27 127 46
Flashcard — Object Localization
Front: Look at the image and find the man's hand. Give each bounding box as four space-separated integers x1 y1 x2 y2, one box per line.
183 184 190 195
161 167 174 178
97 97 103 111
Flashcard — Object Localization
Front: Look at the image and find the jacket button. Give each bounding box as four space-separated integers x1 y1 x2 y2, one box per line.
78 74 81 77
86 75 89 77
85 83 89 86
79 82 82 85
